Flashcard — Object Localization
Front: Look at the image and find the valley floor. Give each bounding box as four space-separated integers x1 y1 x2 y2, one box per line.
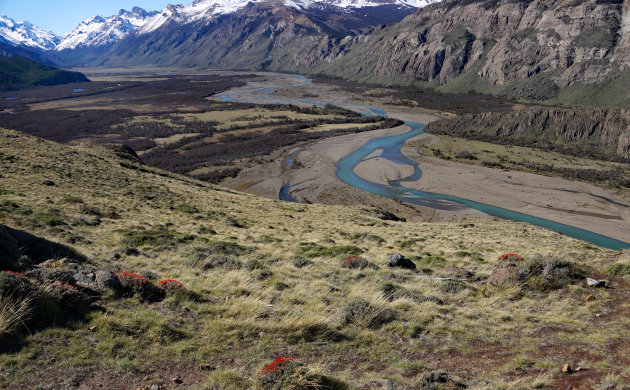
217 73 630 244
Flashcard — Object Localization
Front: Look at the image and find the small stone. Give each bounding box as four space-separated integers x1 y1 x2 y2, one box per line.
150 385 160 390
89 326 97 332
42 180 55 186
562 363 572 373
50 357 56 363
575 366 585 372
585 295 596 302
172 377 183 384
143 375 150 381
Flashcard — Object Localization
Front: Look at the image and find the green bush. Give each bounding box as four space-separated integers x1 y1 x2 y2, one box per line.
516 258 586 291
605 262 630 277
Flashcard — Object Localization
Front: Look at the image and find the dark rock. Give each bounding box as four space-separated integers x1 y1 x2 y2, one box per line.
388 253 416 270
416 371 466 389
42 180 55 186
124 247 140 256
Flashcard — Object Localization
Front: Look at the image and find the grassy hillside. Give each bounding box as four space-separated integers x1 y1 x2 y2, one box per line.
0 128 629 389
0 56 89 92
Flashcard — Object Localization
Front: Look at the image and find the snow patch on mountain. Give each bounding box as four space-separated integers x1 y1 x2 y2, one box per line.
56 7 158 50
137 0 441 35
0 15 61 50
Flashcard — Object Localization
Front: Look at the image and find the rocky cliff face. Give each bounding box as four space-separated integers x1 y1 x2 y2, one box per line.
314 0 630 102
425 107 630 160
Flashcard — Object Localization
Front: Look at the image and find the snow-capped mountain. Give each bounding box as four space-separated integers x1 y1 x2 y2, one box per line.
138 0 440 35
1 0 440 53
0 15 61 50
56 7 159 50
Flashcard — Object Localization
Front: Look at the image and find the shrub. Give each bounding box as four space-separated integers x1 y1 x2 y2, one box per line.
44 281 89 320
256 358 348 390
295 244 363 259
0 271 37 301
516 258 586 291
415 371 466 389
341 298 396 329
500 253 524 261
0 293 34 338
605 263 630 277
116 272 164 301
381 283 443 304
292 258 312 268
340 257 378 270
197 255 242 270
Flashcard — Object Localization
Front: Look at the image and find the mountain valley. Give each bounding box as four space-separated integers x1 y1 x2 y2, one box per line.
1 0 630 388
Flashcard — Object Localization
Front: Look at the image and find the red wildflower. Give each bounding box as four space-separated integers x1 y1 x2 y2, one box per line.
157 279 183 288
341 257 362 263
50 281 82 293
259 357 295 375
116 272 147 280
500 253 524 260
2 270 26 278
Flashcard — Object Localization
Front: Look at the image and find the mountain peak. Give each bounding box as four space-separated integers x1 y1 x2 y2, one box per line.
0 15 60 50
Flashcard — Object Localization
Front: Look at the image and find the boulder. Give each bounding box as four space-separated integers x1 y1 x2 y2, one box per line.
487 262 518 286
73 268 122 292
387 253 416 270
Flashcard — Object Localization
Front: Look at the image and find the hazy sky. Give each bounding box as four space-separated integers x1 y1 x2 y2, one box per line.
0 0 173 35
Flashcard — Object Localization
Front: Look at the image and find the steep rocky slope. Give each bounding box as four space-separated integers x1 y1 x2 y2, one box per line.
425 107 630 161
92 2 371 70
315 0 630 103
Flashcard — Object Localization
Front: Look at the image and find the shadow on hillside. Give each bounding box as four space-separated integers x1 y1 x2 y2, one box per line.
3 224 87 265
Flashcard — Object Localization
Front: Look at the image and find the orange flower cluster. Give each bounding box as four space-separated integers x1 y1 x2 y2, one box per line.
500 253 524 260
157 279 183 287
259 357 294 375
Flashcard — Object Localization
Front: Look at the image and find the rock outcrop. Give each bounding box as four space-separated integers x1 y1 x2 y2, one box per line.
425 107 630 160
319 0 630 98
